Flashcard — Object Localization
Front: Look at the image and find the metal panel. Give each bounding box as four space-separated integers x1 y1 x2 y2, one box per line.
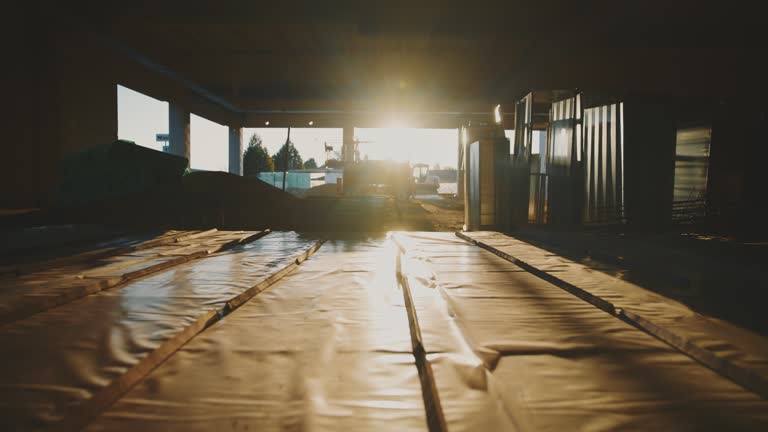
467 141 481 231
583 102 625 223
672 125 711 222
479 140 496 227
544 94 582 226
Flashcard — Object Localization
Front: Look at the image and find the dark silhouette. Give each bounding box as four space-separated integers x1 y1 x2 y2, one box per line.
243 133 274 176
272 141 303 172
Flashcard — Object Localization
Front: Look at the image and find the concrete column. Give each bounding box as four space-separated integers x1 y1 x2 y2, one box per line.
342 125 356 162
228 126 243 175
457 128 465 200
169 104 190 162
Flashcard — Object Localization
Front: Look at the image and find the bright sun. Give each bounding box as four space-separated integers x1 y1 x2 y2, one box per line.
355 127 458 169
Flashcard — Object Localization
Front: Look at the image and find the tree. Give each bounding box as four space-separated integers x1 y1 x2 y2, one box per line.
243 133 274 176
325 159 343 169
304 158 318 169
272 141 303 171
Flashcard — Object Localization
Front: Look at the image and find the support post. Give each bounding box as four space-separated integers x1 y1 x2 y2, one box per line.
282 127 291 191
169 104 191 163
228 126 243 175
342 126 356 162
457 128 465 200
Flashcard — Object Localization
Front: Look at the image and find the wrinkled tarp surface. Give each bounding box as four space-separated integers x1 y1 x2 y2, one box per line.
395 232 768 431
3 232 768 431
0 225 142 268
0 230 258 324
86 237 428 432
462 231 768 386
0 231 317 431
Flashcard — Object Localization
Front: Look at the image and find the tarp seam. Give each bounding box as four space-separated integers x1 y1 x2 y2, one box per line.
0 230 269 326
455 231 768 400
50 237 325 432
393 233 529 431
0 229 219 277
395 244 448 432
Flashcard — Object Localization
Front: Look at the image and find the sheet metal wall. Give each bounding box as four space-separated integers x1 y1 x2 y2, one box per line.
510 94 533 226
583 103 625 224
527 130 548 224
511 91 578 227
672 125 712 222
479 141 496 226
467 142 481 230
463 126 510 231
545 95 583 226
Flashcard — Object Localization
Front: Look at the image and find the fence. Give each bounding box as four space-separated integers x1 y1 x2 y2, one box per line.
256 172 311 189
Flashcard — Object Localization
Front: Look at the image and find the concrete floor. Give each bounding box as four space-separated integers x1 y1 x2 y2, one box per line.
305 195 464 232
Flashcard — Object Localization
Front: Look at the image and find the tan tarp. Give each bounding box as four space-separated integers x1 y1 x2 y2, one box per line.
86 238 428 432
461 231 768 387
395 232 768 431
3 232 768 431
0 232 318 431
0 230 262 324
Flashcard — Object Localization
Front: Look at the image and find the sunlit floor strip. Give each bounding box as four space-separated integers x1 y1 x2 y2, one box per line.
394 237 448 432
84 236 428 432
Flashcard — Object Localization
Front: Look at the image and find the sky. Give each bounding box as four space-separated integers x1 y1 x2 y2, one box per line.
118 85 459 171
355 128 458 168
243 128 340 167
117 85 167 153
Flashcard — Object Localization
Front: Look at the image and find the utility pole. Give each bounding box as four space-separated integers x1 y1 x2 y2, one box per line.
282 127 291 191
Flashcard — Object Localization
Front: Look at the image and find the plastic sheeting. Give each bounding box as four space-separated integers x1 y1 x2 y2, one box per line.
5 232 768 431
0 226 142 270
395 234 519 432
395 232 768 431
0 231 318 431
462 231 768 386
86 237 428 432
0 230 259 325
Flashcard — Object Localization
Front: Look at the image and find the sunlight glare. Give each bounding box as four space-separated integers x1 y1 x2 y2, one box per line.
355 127 458 168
